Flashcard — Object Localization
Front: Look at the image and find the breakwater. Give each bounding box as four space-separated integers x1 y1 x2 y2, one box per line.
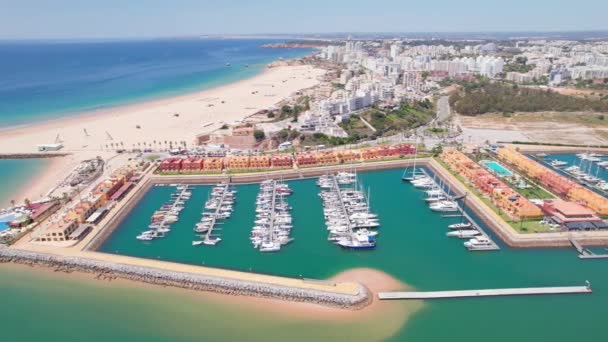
0 247 370 309
0 153 69 159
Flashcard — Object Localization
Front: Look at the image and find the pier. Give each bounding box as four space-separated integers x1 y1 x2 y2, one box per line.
331 174 353 238
419 168 500 251
570 238 608 259
203 181 231 243
378 283 592 300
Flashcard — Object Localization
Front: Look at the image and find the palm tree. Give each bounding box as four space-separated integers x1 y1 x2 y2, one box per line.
10 199 15 207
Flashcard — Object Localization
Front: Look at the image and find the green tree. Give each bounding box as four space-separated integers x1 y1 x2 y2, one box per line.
253 129 265 141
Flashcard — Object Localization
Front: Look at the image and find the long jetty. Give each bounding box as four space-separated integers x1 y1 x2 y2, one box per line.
332 174 353 237
203 181 231 243
0 247 370 309
379 284 592 300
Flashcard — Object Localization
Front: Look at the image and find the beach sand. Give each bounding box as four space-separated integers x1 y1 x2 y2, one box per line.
1 65 325 203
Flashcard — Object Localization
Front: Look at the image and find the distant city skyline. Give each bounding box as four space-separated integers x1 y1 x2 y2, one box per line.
1 0 607 39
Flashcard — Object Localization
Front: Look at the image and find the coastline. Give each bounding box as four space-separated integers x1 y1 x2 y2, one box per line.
0 64 324 150
0 63 326 204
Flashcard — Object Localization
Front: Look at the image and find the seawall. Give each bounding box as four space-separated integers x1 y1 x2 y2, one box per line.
0 247 370 309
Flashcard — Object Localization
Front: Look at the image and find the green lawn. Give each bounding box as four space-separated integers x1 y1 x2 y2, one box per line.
435 158 549 234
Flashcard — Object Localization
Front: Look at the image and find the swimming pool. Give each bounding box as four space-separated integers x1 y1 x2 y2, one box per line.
0 213 17 232
481 160 513 176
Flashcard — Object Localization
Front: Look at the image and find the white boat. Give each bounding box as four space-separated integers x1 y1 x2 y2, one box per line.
429 201 459 212
549 160 568 167
448 222 472 229
464 236 493 248
192 241 204 246
203 237 222 245
447 230 480 238
424 195 447 203
260 241 281 252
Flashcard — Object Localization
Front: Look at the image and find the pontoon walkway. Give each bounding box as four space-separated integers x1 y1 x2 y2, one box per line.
378 283 592 300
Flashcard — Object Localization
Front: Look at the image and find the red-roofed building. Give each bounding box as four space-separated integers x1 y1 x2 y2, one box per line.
182 158 203 172
271 155 293 168
159 158 183 172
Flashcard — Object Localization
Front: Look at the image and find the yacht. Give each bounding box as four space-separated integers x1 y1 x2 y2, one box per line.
429 201 459 212
448 222 472 229
464 236 493 248
549 160 568 167
336 236 376 250
447 230 480 238
192 241 204 246
424 194 447 203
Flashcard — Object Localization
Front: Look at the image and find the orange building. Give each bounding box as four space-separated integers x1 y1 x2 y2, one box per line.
441 149 543 220
94 178 124 201
203 157 224 171
315 151 339 165
498 148 608 215
336 150 360 163
249 156 271 169
271 155 293 168
295 153 317 166
227 156 250 169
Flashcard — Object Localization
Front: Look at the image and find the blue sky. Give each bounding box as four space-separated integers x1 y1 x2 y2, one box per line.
1 0 607 39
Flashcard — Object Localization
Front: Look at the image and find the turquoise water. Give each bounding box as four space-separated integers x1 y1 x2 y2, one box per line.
0 158 49 206
482 160 513 176
0 39 312 127
2 169 608 341
93 168 608 341
542 153 608 182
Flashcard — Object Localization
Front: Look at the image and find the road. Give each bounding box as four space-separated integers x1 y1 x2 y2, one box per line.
436 96 451 123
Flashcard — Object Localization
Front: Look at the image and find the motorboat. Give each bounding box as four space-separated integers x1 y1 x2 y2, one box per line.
464 236 493 248
192 241 204 246
447 230 480 238
448 222 472 229
429 201 459 212
549 160 568 167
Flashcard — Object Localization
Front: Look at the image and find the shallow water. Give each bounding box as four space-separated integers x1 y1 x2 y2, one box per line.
0 158 49 206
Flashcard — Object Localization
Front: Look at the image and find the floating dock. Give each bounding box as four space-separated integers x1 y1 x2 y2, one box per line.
378 283 592 300
570 238 608 259
419 168 500 251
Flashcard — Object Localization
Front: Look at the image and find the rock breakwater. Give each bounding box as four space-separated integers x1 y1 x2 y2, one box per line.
0 247 370 309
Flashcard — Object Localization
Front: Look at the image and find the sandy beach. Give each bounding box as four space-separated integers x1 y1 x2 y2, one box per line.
1 64 325 203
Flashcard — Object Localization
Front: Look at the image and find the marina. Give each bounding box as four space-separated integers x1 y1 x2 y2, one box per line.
136 184 191 241
318 172 379 250
378 283 592 300
403 167 500 251
100 167 507 276
194 181 236 246
539 152 608 195
250 180 294 252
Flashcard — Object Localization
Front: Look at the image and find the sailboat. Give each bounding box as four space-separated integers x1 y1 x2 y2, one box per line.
402 139 424 182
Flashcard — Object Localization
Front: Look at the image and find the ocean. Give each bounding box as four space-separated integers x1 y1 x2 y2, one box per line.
0 39 312 127
0 158 49 206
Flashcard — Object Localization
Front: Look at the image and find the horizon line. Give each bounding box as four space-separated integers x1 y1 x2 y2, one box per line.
2 29 608 42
